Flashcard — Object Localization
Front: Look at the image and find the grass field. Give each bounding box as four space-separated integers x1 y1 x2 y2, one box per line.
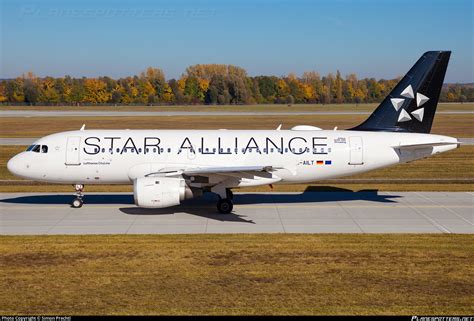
1 102 473 112
0 234 472 315
1 145 473 192
1 114 474 138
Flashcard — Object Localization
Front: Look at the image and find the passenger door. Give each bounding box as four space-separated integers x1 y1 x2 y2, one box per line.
348 136 364 165
65 136 81 165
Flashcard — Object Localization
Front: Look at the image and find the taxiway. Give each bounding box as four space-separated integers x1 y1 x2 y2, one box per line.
1 191 472 235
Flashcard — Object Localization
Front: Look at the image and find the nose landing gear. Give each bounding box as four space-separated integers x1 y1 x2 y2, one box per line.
71 184 84 208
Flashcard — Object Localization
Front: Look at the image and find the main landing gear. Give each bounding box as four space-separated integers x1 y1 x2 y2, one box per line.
71 184 84 208
216 189 234 214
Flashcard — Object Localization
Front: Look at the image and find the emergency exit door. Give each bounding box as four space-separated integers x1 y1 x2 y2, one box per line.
349 136 364 165
66 136 81 165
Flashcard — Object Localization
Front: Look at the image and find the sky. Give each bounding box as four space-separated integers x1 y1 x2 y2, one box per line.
1 0 472 82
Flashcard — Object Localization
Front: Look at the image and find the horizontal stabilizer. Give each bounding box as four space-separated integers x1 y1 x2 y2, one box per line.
392 141 460 150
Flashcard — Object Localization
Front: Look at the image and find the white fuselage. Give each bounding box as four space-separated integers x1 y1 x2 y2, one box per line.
7 129 458 187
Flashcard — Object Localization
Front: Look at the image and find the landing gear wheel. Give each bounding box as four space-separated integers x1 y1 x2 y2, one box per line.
72 184 85 208
217 198 233 214
71 198 83 208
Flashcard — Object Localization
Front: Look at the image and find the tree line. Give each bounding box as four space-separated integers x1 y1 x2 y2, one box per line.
1 65 472 105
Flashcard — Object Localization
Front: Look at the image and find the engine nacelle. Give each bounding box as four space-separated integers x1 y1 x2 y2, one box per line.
133 176 198 208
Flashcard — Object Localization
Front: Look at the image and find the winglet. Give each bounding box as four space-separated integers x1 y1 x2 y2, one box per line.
80 124 86 131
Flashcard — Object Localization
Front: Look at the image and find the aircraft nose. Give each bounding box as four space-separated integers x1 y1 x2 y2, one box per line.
7 154 27 177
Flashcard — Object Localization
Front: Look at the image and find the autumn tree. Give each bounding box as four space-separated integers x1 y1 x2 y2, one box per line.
334 71 344 103
255 76 278 103
23 72 40 104
83 78 110 103
140 67 165 102
0 81 7 103
227 75 250 104
5 77 25 102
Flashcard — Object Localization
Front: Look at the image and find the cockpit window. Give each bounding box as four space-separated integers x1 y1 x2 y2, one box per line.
26 144 48 153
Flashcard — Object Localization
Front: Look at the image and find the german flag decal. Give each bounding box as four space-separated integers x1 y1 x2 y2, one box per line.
314 160 332 165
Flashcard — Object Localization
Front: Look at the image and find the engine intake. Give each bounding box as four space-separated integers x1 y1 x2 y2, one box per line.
133 177 197 208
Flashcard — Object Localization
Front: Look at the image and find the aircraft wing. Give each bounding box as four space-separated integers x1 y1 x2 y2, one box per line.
146 165 278 177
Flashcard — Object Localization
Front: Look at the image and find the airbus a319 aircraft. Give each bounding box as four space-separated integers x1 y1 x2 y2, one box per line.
8 51 459 213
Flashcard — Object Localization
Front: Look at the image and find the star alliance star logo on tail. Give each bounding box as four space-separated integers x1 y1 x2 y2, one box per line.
390 84 429 123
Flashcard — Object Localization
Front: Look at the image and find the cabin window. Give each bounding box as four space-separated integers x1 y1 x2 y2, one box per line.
167 148 171 153
138 148 142 153
153 148 157 153
101 148 105 153
116 148 120 153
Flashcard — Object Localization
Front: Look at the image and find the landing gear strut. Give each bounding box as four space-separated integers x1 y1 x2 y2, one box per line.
71 184 84 208
226 188 234 201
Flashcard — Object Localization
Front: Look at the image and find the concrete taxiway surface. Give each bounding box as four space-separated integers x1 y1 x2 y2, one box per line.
1 110 473 117
1 192 472 235
1 137 474 146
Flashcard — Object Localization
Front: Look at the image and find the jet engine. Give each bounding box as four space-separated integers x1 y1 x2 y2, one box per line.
133 176 198 208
